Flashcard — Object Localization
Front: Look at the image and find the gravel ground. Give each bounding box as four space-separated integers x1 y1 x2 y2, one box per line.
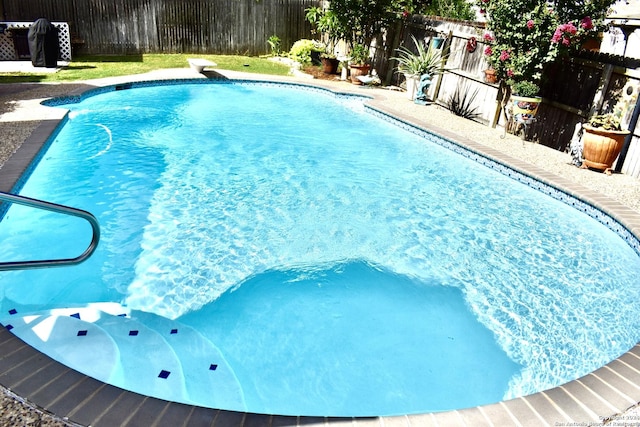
0 72 639 426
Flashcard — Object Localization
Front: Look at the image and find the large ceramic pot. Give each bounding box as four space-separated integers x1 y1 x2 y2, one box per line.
349 64 370 85
581 124 630 174
321 57 339 74
511 95 542 123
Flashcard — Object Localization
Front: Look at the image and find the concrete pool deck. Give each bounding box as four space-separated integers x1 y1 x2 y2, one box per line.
0 67 640 426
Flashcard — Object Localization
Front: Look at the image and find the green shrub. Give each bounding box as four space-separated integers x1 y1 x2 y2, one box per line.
289 39 325 64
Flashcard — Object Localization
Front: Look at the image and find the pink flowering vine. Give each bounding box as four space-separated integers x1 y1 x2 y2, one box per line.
551 22 578 45
479 0 608 88
564 22 578 34
581 16 593 30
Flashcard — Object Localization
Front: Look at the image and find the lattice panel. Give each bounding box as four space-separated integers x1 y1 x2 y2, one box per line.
0 21 71 61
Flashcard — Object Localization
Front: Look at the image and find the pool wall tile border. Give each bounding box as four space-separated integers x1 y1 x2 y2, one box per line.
40 78 372 108
2 76 640 426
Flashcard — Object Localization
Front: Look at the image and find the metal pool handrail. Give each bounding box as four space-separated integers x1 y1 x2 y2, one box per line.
0 192 100 271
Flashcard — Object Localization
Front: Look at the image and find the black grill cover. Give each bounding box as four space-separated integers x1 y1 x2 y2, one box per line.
28 18 59 68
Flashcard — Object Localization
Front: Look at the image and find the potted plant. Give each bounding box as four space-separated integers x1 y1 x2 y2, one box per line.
348 43 371 84
393 35 446 99
581 113 630 174
320 52 340 74
305 6 341 74
509 80 542 123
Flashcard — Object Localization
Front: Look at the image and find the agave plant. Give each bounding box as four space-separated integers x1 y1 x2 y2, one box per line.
392 35 447 77
446 86 482 120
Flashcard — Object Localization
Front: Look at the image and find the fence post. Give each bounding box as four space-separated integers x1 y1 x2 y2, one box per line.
491 83 508 128
384 20 404 86
431 30 452 103
590 63 614 116
615 93 640 173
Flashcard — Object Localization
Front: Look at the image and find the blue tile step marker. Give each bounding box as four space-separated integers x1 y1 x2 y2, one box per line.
131 310 246 411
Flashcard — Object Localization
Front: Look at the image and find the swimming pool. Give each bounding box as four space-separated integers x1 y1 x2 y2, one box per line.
1 80 640 417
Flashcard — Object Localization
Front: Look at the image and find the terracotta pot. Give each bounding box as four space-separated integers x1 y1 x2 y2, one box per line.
321 57 339 74
511 95 542 123
349 64 370 85
581 34 603 52
484 68 497 84
581 124 630 173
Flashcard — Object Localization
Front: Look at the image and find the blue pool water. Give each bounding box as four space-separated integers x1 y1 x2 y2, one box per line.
1 81 640 416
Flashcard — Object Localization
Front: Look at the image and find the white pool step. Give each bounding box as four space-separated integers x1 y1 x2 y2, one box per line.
132 310 245 410
91 312 188 402
1 311 121 382
0 303 246 410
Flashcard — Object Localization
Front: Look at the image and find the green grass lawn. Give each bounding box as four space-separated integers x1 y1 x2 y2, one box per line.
0 54 291 83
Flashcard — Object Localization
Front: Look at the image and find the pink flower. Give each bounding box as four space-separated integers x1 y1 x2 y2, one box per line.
564 22 577 35
551 28 563 43
562 36 571 46
484 46 493 56
480 8 486 14
507 69 514 77
499 50 510 61
483 33 494 42
526 20 535 29
581 16 593 30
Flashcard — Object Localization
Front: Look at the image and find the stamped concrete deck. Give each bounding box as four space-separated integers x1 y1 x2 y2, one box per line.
1 68 640 426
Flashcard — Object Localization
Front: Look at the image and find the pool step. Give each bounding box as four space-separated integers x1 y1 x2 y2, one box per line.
90 311 188 403
0 309 121 382
131 310 245 411
0 303 246 410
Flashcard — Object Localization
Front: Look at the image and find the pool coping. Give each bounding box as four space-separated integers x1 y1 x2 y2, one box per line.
1 70 640 426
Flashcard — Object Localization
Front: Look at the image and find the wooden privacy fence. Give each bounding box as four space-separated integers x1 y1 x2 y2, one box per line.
1 0 317 55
